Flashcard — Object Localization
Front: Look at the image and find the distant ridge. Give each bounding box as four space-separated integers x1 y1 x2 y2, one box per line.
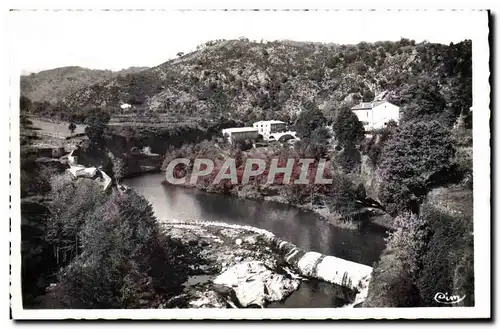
21 38 471 126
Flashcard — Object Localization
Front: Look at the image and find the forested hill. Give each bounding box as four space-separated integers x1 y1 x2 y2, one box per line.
21 38 471 127
20 66 149 104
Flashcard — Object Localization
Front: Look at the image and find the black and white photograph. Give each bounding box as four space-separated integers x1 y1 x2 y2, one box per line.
6 6 491 320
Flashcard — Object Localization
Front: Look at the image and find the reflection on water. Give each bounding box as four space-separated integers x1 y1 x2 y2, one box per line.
268 280 353 308
125 173 387 266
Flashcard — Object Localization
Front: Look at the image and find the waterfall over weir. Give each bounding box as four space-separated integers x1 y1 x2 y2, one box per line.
165 221 373 307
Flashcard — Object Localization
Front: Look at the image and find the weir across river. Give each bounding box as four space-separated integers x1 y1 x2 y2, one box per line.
165 221 373 307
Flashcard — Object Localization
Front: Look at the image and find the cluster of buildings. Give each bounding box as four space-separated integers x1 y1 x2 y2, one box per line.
222 120 299 145
221 99 401 145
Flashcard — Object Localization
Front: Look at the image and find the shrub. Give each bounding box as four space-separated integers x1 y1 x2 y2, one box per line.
365 213 429 307
334 144 361 173
68 122 76 135
20 153 60 198
416 205 474 306
325 174 362 219
361 122 397 166
362 90 375 102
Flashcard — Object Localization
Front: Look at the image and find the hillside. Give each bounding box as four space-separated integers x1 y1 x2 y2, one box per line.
21 39 471 126
21 66 149 104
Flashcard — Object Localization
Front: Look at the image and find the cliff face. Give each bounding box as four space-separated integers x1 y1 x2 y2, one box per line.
360 154 383 203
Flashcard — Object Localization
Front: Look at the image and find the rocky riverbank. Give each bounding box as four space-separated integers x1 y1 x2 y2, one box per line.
159 221 372 308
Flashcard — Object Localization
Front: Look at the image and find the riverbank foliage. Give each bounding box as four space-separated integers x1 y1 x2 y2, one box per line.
161 137 365 223
365 119 473 307
21 173 201 308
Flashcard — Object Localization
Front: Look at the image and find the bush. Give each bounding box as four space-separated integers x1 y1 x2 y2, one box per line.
365 213 429 307
334 144 361 173
416 205 474 306
362 90 375 102
20 152 60 198
325 174 362 219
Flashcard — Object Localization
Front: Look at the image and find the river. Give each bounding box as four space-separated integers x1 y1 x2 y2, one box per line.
125 172 388 307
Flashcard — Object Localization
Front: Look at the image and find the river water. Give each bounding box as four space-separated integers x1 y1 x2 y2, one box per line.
125 172 388 307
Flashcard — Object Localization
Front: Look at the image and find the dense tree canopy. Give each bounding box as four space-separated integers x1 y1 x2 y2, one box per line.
295 102 327 139
378 120 454 214
84 109 111 147
332 107 365 147
400 78 447 123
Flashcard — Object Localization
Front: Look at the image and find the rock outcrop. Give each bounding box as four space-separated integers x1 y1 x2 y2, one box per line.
162 221 373 308
213 261 300 307
360 154 383 204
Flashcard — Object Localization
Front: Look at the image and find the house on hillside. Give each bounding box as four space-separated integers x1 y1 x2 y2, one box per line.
222 127 259 144
351 100 400 131
120 103 132 110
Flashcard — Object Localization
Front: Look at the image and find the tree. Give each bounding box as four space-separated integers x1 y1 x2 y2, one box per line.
84 109 111 148
365 213 429 307
332 107 365 148
295 101 327 139
362 90 375 102
20 95 32 112
310 126 331 145
68 122 76 136
20 115 33 130
112 157 125 183
325 174 361 219
378 120 454 215
400 78 447 123
57 190 197 308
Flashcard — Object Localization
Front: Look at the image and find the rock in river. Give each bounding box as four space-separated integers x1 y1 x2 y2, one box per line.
213 261 300 308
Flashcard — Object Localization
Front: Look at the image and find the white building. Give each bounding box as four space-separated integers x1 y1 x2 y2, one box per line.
222 127 259 144
120 103 132 110
253 120 288 140
351 100 400 131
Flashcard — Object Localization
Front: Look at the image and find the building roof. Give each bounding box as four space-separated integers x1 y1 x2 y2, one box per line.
253 120 286 125
351 100 392 110
222 127 259 133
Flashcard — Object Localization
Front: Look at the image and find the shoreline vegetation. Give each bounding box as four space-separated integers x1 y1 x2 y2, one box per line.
159 177 377 231
20 38 474 309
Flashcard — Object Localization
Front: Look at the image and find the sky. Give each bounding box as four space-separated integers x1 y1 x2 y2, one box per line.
7 10 485 73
